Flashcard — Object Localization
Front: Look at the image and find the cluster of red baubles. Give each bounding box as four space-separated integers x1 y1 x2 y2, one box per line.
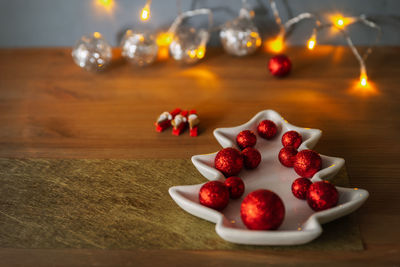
278 130 339 211
199 119 339 231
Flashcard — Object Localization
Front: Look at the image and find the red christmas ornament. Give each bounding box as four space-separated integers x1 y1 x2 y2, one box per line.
214 147 244 177
291 177 312 200
268 54 292 77
236 130 257 150
240 189 285 230
307 181 339 211
242 147 262 169
278 146 298 167
224 176 245 199
257 120 278 140
294 149 322 178
282 131 302 149
199 181 230 210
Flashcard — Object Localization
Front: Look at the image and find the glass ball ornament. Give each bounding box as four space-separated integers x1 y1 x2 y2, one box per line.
220 10 261 56
72 32 112 71
121 30 158 67
169 27 209 64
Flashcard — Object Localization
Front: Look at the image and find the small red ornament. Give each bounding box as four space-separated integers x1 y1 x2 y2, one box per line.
278 146 298 167
282 131 302 149
171 110 189 136
155 108 181 132
242 147 262 169
291 177 312 200
307 181 338 211
294 149 322 178
199 181 230 210
236 130 257 150
268 54 292 77
224 176 245 199
257 120 278 140
214 147 244 177
240 189 285 230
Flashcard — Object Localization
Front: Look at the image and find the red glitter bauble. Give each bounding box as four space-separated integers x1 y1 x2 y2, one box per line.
240 189 285 230
199 181 230 210
268 55 292 77
278 146 298 167
257 120 278 139
294 149 322 178
291 177 312 200
224 176 245 199
282 131 302 149
214 147 244 177
242 147 262 169
307 181 338 211
236 130 257 150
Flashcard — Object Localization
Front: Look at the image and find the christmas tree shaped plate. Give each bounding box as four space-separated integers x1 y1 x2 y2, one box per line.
169 110 368 245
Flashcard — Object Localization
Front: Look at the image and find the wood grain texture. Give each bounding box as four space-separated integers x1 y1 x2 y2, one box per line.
0 47 399 265
0 158 361 250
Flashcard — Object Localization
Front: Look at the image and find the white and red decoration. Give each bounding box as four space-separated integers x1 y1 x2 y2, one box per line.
169 110 369 245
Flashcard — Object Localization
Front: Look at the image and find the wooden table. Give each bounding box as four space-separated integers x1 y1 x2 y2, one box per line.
0 47 399 266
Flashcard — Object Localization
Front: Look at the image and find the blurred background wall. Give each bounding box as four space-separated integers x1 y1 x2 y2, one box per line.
0 0 399 47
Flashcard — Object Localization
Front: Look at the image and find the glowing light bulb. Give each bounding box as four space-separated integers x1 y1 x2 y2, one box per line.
360 73 368 87
267 35 284 53
307 37 316 50
332 15 346 28
156 32 173 46
196 46 205 59
96 0 114 11
141 4 150 21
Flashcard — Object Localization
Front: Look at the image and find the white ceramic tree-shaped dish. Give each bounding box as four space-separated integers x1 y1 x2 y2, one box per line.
169 110 368 245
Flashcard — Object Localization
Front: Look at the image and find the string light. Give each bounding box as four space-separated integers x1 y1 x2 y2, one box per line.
140 0 151 21
360 69 368 87
307 33 316 50
95 0 115 12
168 8 212 64
267 34 284 53
333 16 345 28
268 0 381 89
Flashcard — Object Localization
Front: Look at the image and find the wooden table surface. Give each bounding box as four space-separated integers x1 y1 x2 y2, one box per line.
0 47 399 266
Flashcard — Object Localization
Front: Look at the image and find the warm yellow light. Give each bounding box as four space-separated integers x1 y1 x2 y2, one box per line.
156 32 173 46
360 74 368 87
255 38 262 47
267 35 284 53
93 32 102 38
141 4 150 21
196 46 205 59
157 46 169 61
96 0 114 11
246 41 252 47
307 38 316 50
336 18 344 27
188 49 197 59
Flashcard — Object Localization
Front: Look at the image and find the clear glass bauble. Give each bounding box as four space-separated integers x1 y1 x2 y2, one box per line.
121 30 158 67
169 27 208 64
220 16 261 56
72 32 112 71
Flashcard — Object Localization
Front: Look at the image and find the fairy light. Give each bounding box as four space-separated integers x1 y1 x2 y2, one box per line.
334 16 345 28
360 69 368 87
268 0 381 89
196 46 206 59
267 34 284 53
167 8 213 63
156 32 173 46
307 34 316 50
96 0 114 12
140 0 151 21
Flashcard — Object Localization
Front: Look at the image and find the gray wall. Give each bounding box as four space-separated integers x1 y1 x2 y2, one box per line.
0 0 399 47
